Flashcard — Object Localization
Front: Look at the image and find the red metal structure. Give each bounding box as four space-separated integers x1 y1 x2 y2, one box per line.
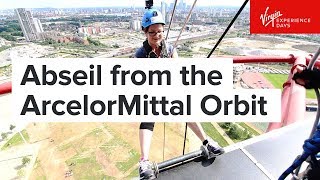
233 55 320 131
0 81 12 95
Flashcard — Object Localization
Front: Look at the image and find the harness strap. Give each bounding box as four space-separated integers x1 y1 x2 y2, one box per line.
161 40 169 58
142 40 170 58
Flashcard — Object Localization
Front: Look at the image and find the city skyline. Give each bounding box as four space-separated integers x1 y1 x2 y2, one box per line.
0 0 244 9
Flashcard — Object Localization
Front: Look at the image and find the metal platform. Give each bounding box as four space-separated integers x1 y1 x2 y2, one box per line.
157 112 316 180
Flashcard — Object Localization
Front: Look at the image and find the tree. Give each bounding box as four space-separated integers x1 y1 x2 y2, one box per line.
17 169 25 178
245 132 252 140
112 44 120 48
11 31 23 36
87 37 103 46
9 124 16 131
42 38 56 45
220 122 231 129
227 124 241 139
1 132 8 140
22 156 31 166
242 130 252 140
0 33 16 41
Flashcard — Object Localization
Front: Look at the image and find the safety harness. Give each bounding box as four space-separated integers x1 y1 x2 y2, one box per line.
142 39 170 58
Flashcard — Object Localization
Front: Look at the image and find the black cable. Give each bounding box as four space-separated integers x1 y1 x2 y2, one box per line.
182 123 188 155
207 0 249 58
163 122 166 161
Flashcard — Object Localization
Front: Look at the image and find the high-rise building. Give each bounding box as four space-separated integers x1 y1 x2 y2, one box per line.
129 20 141 31
178 0 186 10
33 18 44 33
161 1 166 23
14 8 44 42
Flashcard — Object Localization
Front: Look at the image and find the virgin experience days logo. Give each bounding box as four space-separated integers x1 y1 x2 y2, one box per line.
259 7 311 29
260 7 282 27
251 0 320 33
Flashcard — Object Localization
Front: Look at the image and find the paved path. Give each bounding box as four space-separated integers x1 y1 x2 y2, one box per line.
245 122 264 134
240 72 274 89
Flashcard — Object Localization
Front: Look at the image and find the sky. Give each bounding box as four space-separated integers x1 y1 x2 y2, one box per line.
0 0 244 9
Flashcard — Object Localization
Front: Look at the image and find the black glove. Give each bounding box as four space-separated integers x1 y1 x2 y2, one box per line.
293 68 320 89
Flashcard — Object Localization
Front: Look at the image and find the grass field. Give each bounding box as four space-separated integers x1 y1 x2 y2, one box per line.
30 122 207 179
0 64 12 77
201 123 229 147
59 126 140 179
1 130 29 151
263 73 316 99
65 153 110 179
99 135 140 175
178 50 193 57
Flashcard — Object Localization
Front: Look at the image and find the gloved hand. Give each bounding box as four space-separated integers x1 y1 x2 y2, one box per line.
293 68 320 89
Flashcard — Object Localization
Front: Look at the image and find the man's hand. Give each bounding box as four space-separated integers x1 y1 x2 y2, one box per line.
293 68 320 89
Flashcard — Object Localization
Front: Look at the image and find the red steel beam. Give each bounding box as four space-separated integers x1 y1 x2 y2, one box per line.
232 55 296 64
232 55 320 68
0 81 12 95
306 57 320 68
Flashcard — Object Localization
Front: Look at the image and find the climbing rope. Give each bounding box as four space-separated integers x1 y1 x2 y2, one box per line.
207 0 249 58
174 0 249 158
294 48 320 175
279 124 320 180
165 0 178 40
163 0 178 161
279 47 320 180
173 0 198 47
163 122 166 161
306 48 320 137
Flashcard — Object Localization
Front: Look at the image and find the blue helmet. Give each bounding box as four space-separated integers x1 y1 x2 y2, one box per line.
141 8 165 29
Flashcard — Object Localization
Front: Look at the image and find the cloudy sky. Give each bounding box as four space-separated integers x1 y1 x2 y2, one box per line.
0 0 244 9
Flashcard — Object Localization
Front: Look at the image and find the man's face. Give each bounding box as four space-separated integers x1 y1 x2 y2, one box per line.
145 24 164 47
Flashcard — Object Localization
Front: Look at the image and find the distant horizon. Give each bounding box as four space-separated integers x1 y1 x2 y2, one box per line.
0 0 244 10
1 5 243 10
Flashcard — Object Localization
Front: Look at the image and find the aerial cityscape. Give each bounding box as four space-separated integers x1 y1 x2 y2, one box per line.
0 0 319 179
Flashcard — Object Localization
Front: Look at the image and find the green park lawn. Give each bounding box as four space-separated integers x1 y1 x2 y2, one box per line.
1 130 29 151
263 73 316 99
